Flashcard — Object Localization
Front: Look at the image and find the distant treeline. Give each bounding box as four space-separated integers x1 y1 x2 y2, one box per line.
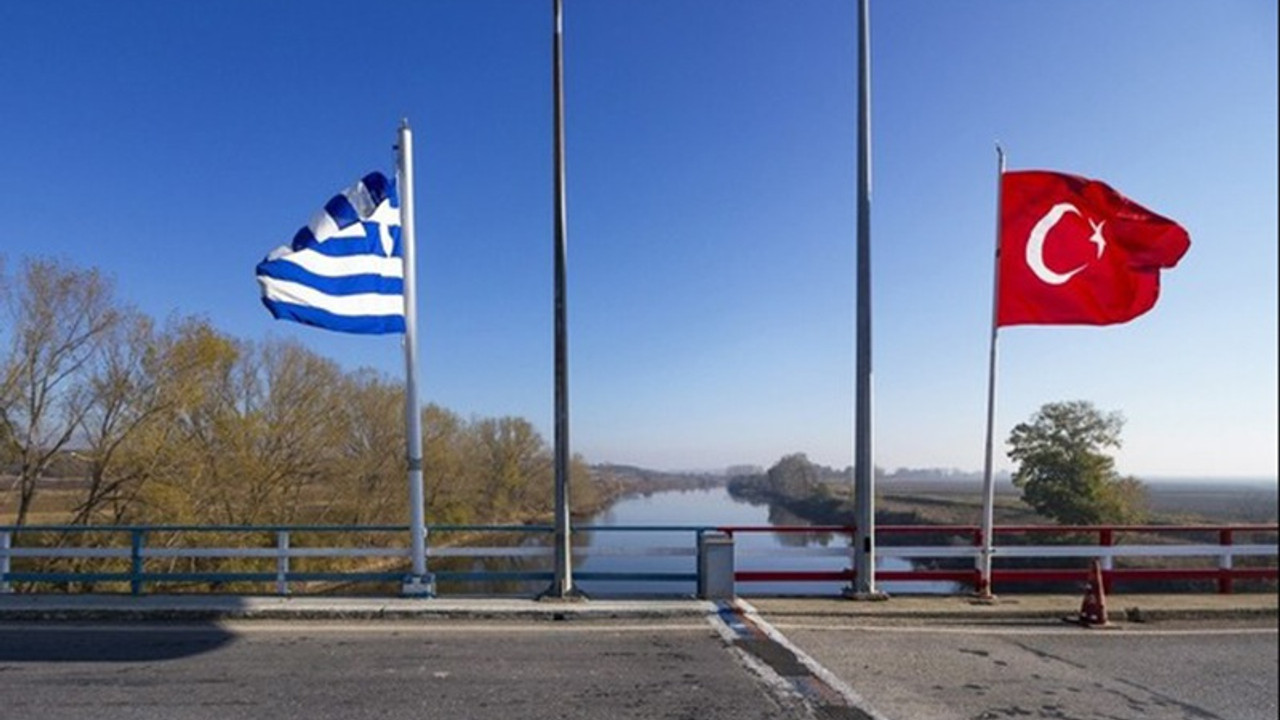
731 461 1012 489
727 453 968 535
728 453 854 521
592 464 725 497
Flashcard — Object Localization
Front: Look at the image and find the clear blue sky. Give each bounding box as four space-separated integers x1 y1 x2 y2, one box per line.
2 1 1275 480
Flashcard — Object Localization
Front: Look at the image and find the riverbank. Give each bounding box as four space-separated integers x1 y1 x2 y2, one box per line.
725 476 1044 538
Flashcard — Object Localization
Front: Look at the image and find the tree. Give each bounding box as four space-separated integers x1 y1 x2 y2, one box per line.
69 309 165 525
1 258 120 526
325 369 407 525
1 254 615 536
422 403 478 524
472 416 552 518
129 322 243 525
83 317 245 525
1007 400 1145 525
766 453 820 499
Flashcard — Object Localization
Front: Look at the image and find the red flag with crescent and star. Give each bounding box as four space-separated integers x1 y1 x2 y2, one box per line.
997 170 1190 326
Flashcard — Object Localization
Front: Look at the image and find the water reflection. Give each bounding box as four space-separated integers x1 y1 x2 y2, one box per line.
764 504 840 548
433 487 959 597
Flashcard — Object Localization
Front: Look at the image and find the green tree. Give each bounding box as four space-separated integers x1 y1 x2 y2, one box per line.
1007 400 1146 525
766 453 820 499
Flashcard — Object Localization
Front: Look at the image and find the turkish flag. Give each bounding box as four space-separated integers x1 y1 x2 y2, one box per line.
998 171 1190 326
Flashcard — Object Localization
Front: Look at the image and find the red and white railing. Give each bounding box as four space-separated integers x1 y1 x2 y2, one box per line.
718 523 1278 594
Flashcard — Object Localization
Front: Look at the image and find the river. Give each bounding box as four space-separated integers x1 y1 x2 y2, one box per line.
572 486 959 597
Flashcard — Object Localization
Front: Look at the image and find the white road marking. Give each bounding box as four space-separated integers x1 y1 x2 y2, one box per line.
733 600 892 720
704 603 812 715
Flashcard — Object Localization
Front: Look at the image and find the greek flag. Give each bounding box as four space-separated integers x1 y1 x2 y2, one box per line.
256 172 406 334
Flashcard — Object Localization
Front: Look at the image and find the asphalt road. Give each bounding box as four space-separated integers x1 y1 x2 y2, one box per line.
2 613 1275 720
0 619 813 720
764 614 1279 720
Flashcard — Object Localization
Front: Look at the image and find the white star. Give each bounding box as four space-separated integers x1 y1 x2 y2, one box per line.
1087 218 1107 259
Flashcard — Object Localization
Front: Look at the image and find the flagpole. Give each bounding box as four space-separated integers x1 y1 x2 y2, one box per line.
977 144 1006 600
847 0 884 600
398 119 433 597
542 0 578 600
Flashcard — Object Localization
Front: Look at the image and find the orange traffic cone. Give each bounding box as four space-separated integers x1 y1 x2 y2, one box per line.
1075 559 1110 627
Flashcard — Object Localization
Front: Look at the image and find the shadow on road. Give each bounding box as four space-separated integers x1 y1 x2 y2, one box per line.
0 624 237 662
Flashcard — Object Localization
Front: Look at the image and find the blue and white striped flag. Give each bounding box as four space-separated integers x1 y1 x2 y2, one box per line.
256 172 406 334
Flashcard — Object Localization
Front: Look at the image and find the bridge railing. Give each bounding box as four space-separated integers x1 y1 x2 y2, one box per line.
719 524 1279 594
0 524 711 595
1 522 1275 596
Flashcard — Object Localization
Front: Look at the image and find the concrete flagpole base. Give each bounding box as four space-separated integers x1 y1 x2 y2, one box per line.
400 574 436 598
842 588 890 602
534 587 589 603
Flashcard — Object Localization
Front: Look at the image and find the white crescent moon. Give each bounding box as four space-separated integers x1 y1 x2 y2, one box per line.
1025 202 1088 285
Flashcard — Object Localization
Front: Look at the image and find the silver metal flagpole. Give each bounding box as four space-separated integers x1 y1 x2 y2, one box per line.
848 0 884 600
977 144 1007 600
543 0 578 600
398 119 434 597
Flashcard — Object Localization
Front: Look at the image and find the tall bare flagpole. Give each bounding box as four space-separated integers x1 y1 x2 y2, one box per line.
848 0 884 599
543 0 577 599
977 145 1007 600
398 120 434 597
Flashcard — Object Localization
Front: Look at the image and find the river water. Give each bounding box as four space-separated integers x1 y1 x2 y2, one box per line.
572 486 959 597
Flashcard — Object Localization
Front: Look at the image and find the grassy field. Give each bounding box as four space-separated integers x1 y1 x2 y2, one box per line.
1139 480 1279 524
874 476 1278 525
0 477 84 525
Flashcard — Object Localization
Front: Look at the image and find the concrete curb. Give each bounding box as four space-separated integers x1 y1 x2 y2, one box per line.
0 595 721 622
747 593 1279 624
1 594 1274 623
748 606 1278 623
1110 605 1278 623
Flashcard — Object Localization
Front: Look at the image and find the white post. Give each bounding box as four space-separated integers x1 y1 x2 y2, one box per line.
977 145 1006 600
398 120 434 597
275 530 290 596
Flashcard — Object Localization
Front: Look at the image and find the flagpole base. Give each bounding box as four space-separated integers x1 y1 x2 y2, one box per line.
535 586 589 603
842 587 890 602
400 573 436 598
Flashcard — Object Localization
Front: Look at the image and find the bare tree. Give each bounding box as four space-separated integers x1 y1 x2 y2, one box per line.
422 403 480 524
0 258 119 526
325 369 406 525
148 337 348 525
473 416 552 519
72 315 230 525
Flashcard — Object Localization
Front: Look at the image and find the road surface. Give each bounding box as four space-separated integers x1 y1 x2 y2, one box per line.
1 611 1275 720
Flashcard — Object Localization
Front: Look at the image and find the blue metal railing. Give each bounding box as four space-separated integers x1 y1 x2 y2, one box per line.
0 523 714 595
